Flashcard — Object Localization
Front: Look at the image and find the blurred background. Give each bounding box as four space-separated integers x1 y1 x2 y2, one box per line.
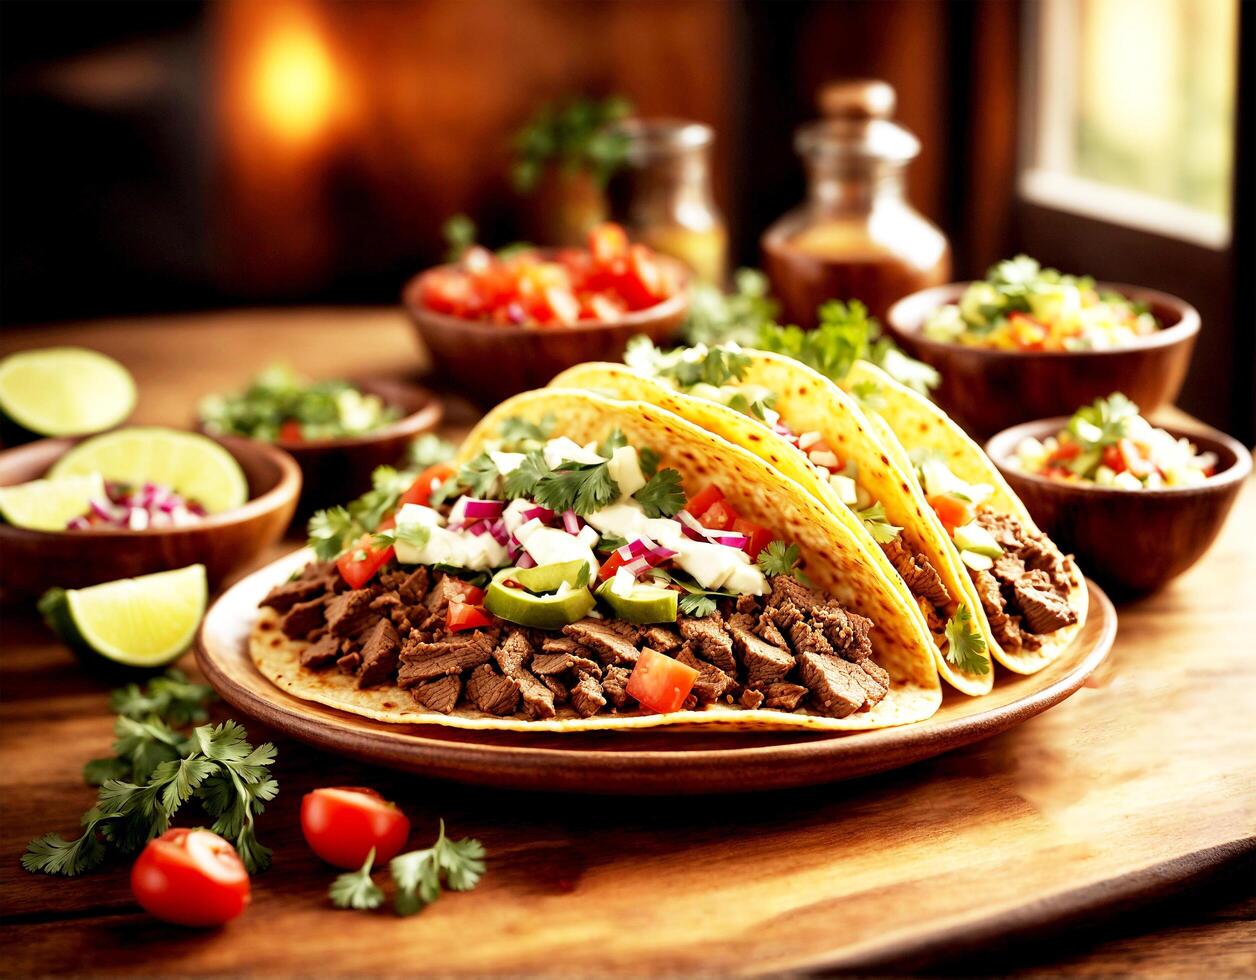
1 0 1250 438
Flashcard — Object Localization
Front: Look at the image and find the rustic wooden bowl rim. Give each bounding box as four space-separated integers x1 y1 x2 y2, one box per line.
985 416 1252 498
0 435 302 541
401 251 692 337
886 280 1200 359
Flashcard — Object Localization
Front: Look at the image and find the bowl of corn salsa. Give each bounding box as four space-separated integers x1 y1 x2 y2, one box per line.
884 263 1199 438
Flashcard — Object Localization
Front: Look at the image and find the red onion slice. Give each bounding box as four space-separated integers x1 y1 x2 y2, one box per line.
516 552 537 569
561 509 581 535
462 499 505 520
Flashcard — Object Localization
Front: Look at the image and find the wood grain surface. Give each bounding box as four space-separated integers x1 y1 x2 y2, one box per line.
2 310 1254 976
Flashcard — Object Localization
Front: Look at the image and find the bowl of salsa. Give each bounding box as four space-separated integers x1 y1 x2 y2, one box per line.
884 256 1199 438
403 223 690 404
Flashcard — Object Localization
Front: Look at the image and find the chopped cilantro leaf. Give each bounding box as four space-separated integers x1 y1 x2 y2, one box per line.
502 451 550 499
532 462 619 516
330 849 384 910
597 429 628 457
498 414 555 448
598 533 628 552
308 506 358 561
944 605 991 675
374 524 431 550
633 468 686 518
453 453 501 498
678 592 718 617
756 540 810 584
854 501 901 543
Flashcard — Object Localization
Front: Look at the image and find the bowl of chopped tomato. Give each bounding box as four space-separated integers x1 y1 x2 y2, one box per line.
885 273 1199 439
403 224 690 404
986 411 1250 596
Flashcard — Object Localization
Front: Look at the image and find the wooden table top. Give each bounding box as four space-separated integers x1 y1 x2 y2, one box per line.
2 309 1254 976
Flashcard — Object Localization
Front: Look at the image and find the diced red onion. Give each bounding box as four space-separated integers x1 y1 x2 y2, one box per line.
488 519 509 545
521 506 553 524
462 499 505 520
617 539 651 560
65 516 90 530
89 499 114 521
561 509 581 535
516 552 537 569
712 532 749 549
466 519 490 536
621 557 652 578
648 544 678 561
676 510 712 540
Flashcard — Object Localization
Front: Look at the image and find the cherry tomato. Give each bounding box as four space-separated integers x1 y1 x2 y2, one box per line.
130 829 250 927
686 485 724 519
447 601 493 632
301 787 412 869
927 494 974 533
337 535 395 590
626 649 699 714
1101 444 1126 474
400 464 456 509
278 420 304 442
697 499 738 532
732 518 773 559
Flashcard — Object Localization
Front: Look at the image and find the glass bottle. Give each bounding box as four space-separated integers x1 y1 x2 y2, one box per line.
607 120 728 284
761 81 951 326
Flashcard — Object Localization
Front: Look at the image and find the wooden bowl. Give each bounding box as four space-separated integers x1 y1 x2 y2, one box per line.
885 282 1199 439
402 256 690 405
201 378 442 516
986 418 1251 597
0 436 301 598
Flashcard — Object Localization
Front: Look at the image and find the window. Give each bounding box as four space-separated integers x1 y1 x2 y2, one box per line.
1020 0 1238 249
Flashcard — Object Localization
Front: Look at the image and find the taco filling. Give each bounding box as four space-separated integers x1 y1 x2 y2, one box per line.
623 341 964 659
262 425 895 721
913 453 1078 652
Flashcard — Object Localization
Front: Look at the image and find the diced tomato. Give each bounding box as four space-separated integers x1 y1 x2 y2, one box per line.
927 494 974 533
1101 444 1126 474
597 551 635 581
697 499 738 532
1051 440 1081 462
337 535 394 589
278 420 304 442
615 245 666 311
539 286 581 326
686 485 724 519
447 601 492 632
400 464 456 509
732 518 774 559
627 649 699 714
588 223 629 265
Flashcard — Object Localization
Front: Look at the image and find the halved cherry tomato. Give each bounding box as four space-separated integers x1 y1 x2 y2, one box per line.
927 494 974 533
278 420 304 442
301 787 411 869
697 499 738 532
732 518 774 560
337 535 394 590
626 649 699 714
447 601 493 632
400 464 456 509
130 828 250 927
686 485 724 518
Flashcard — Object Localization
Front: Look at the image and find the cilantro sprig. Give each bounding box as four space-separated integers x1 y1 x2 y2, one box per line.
307 465 421 560
944 604 991 675
331 849 386 911
855 501 902 544
756 540 811 585
632 468 685 518
532 461 619 515
1067 393 1140 452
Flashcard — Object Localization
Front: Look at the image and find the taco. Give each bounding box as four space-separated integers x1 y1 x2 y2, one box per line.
250 390 942 731
551 347 996 695
838 360 1088 674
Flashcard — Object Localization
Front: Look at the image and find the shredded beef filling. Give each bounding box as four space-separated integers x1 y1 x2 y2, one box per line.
969 507 1078 651
282 568 893 719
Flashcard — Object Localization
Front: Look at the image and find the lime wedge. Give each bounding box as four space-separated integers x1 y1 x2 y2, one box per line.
0 473 105 531
50 428 248 514
0 347 136 437
39 565 208 668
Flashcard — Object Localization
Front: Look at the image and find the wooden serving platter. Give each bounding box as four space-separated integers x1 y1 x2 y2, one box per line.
196 550 1116 794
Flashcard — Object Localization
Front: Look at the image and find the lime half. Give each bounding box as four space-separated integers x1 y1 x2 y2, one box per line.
51 428 248 514
0 473 105 531
0 347 136 437
39 564 208 668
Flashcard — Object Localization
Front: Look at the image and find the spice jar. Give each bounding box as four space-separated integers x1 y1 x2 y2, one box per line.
761 81 950 325
608 119 728 284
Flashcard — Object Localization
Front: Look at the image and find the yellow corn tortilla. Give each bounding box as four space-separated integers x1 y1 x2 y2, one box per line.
551 357 996 696
252 390 943 732
840 361 1089 674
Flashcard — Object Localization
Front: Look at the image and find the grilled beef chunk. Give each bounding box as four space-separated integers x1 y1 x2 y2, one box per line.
517 670 556 719
639 625 682 654
562 620 640 665
676 644 735 704
1014 580 1078 634
411 675 461 714
282 598 327 640
378 566 431 606
299 633 342 670
882 538 951 608
677 615 737 674
326 589 379 639
570 671 607 718
542 674 569 705
739 688 765 709
466 664 520 715
757 682 809 711
357 619 401 688
843 660 888 707
786 616 839 660
769 575 821 613
397 631 495 686
426 574 470 613
730 626 793 684
797 653 866 718
601 665 632 709
812 606 875 662
262 574 331 614
493 630 533 676
536 638 602 676
974 569 1042 653
337 651 362 674
991 554 1026 587
755 613 789 650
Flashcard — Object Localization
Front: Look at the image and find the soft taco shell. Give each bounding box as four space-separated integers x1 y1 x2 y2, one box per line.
841 360 1089 674
550 357 996 695
251 390 943 732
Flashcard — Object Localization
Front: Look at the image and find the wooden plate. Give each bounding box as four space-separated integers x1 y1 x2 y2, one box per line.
196 550 1117 795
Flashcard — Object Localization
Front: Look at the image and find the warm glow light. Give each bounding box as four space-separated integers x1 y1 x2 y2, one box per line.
251 17 337 145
